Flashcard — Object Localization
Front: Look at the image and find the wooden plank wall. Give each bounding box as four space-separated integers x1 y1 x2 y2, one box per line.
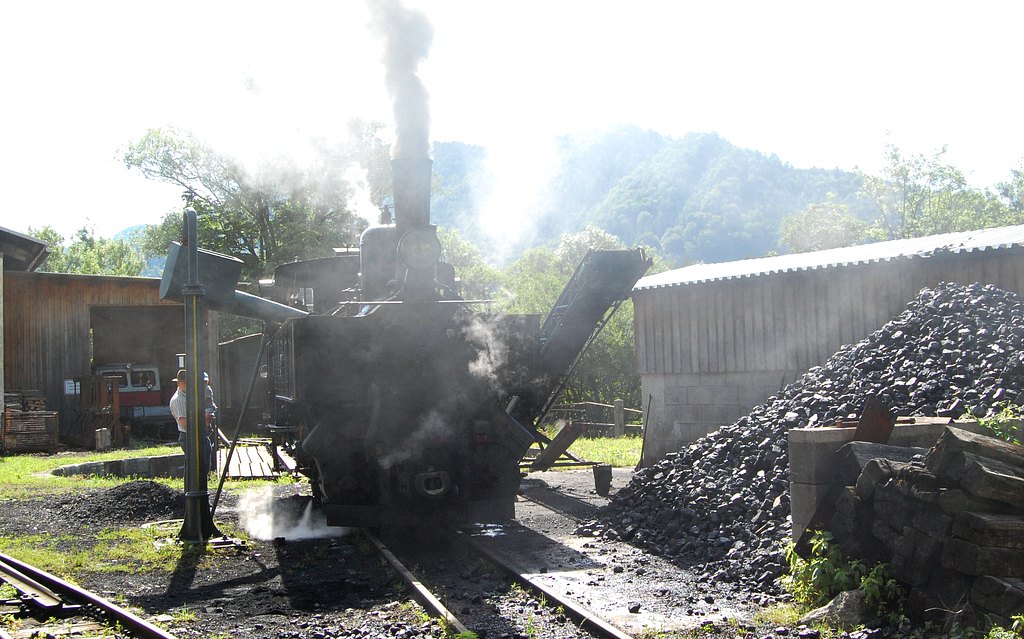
1 272 203 420
635 249 1024 376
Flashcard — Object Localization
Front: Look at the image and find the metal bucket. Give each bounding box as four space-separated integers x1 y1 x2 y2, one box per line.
592 463 612 496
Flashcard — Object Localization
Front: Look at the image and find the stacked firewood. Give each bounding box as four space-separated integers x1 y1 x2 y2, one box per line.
831 427 1024 627
2 390 58 453
3 390 47 413
22 390 46 411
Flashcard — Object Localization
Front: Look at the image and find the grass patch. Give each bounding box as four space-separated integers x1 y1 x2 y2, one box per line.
566 434 642 468
633 620 741 639
0 438 281 592
752 602 805 627
0 520 251 580
0 442 183 498
0 440 298 499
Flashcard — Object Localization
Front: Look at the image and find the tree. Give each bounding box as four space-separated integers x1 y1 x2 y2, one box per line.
29 226 146 276
437 227 501 300
124 125 389 280
859 143 1011 240
778 194 870 253
996 165 1024 220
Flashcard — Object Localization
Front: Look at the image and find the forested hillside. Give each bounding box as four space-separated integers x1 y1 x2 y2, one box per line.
430 126 869 266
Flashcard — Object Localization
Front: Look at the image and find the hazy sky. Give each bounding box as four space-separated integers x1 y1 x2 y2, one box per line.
2 0 1021 240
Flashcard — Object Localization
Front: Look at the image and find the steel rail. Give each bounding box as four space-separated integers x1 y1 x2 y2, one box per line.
463 533 635 639
0 555 64 609
0 551 178 639
362 531 470 636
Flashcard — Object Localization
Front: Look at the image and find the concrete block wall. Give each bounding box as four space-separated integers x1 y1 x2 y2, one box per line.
641 370 798 462
50 453 185 478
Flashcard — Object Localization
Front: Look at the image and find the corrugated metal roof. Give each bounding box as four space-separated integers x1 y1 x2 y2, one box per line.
0 225 50 272
635 224 1024 290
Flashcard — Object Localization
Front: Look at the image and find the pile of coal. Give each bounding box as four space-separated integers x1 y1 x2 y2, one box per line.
59 480 184 524
578 282 1024 591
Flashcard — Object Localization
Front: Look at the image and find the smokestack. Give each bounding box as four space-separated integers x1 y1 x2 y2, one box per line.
392 157 433 236
367 0 438 300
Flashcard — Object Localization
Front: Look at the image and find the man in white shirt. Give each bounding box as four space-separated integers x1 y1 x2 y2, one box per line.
170 369 211 471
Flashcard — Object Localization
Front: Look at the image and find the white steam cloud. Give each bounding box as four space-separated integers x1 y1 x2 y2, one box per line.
367 0 433 158
463 315 510 386
343 163 383 225
378 409 454 470
237 487 348 541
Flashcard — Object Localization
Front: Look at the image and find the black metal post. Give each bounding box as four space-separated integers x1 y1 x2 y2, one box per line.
209 325 282 518
179 209 220 542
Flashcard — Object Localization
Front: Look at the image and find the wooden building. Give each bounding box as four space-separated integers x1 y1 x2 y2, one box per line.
1 226 221 434
2 271 209 428
632 224 1024 463
0 226 50 419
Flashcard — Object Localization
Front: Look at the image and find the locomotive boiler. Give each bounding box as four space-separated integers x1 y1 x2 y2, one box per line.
162 155 650 528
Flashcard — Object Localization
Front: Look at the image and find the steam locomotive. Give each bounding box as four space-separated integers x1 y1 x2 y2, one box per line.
162 156 650 527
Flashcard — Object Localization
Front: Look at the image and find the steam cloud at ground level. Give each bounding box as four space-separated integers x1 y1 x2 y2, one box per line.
237 487 349 541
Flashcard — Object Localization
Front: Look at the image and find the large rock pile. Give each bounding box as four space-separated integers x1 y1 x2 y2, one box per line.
579 282 1024 591
834 427 1024 626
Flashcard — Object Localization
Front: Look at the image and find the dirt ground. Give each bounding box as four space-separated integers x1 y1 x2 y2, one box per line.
0 468 825 639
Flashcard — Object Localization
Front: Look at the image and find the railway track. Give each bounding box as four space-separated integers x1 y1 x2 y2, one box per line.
326 470 752 638
0 471 757 638
0 551 176 639
366 524 635 639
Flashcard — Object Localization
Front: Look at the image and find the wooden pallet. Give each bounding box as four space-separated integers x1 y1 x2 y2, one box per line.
218 443 278 479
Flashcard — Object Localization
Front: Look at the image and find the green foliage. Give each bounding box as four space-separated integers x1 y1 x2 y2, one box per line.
564 434 641 468
0 443 181 499
946 613 1024 639
549 129 865 265
752 603 804 628
29 225 146 276
784 531 905 619
996 166 1024 219
524 612 537 639
779 194 871 253
431 130 1024 270
962 402 1023 445
123 124 388 280
858 143 1015 241
438 227 501 300
0 582 16 600
430 141 491 243
172 607 198 623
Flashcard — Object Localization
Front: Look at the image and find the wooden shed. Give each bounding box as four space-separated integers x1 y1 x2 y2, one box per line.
632 224 1024 463
0 226 49 420
2 269 218 432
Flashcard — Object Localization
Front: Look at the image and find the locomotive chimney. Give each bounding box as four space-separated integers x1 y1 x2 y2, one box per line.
389 156 440 300
391 157 433 235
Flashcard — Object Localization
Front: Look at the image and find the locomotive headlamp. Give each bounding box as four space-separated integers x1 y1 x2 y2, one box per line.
397 229 442 270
